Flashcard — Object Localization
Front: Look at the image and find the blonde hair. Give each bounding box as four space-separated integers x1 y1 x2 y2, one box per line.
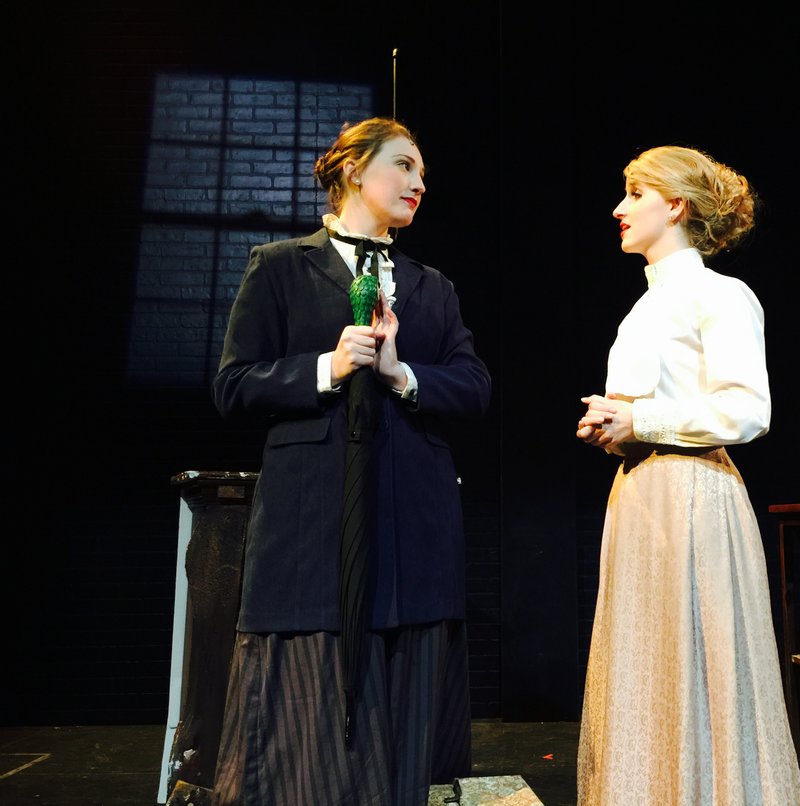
624 145 757 256
313 117 417 215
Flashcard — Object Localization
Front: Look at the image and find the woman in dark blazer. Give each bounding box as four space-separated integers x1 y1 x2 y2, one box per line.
211 117 491 806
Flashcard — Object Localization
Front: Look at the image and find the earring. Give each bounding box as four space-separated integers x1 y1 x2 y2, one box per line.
353 178 360 185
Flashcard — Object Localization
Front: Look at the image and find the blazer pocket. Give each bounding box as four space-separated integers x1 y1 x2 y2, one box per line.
411 415 452 450
424 429 451 449
266 417 331 447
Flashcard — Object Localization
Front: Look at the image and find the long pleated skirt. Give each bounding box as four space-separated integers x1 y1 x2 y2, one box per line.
211 619 471 806
577 446 800 805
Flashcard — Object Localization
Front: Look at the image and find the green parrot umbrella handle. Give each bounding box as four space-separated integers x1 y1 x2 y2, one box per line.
349 272 380 326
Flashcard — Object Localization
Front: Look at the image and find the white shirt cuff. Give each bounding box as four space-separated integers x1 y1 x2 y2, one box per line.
317 352 341 394
393 362 418 401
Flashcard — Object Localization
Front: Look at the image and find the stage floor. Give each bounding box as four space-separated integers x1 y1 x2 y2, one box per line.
0 720 580 805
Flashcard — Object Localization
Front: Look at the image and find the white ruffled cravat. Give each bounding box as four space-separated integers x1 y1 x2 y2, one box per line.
323 213 397 308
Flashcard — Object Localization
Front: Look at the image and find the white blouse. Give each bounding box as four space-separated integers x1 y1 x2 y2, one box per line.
605 248 770 447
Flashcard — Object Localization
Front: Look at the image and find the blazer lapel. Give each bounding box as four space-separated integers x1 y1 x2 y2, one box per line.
300 228 425 316
301 228 354 294
388 249 423 318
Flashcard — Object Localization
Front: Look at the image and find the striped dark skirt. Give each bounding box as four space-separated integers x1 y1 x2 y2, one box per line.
211 619 471 806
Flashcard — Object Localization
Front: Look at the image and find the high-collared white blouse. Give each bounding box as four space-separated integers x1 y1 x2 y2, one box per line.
606 247 770 447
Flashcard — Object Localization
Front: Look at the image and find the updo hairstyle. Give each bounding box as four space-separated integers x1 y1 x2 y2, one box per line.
624 145 757 256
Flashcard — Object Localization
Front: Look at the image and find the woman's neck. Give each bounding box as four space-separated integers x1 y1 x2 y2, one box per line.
645 229 692 265
338 218 387 239
337 202 390 239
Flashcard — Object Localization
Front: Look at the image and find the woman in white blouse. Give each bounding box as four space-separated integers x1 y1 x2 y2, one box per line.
575 145 800 805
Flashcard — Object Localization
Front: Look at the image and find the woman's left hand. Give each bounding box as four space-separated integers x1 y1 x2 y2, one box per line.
372 290 408 391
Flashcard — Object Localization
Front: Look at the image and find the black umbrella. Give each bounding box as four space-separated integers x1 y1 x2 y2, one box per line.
339 268 381 747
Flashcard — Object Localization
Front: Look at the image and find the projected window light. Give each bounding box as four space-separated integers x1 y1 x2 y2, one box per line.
127 73 374 386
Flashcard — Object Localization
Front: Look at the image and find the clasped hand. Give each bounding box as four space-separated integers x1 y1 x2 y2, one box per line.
331 290 407 391
576 392 634 453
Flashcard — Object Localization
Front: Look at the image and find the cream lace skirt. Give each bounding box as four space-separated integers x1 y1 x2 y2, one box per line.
577 447 800 805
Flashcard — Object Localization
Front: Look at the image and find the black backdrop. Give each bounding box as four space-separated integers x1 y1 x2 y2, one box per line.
9 3 798 726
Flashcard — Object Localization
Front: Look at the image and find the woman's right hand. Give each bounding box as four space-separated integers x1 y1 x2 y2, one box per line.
576 393 633 450
331 325 378 386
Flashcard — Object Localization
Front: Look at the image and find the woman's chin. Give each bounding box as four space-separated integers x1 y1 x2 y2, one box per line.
390 210 416 229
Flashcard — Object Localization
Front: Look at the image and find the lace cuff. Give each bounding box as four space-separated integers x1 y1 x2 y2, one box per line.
632 398 676 444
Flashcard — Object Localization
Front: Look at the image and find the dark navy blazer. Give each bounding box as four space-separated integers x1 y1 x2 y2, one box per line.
212 227 492 633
